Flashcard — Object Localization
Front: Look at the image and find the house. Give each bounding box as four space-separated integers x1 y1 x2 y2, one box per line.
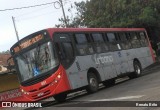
0 54 11 72
0 53 11 66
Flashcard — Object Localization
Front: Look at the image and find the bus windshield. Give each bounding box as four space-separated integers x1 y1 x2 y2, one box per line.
16 41 59 82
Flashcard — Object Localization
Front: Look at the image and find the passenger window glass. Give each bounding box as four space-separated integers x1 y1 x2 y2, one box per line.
75 34 87 44
62 43 74 60
107 33 116 42
75 34 94 55
92 34 104 42
92 33 106 53
140 32 145 39
130 32 141 48
119 33 127 41
139 32 148 47
107 33 119 51
118 33 131 49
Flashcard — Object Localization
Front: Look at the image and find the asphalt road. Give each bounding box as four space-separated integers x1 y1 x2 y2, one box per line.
33 62 160 110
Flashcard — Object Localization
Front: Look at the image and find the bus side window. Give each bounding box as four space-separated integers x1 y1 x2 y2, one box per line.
118 32 131 49
91 33 109 53
139 32 148 47
75 34 94 55
129 32 141 48
55 42 74 68
55 43 66 60
54 33 75 68
62 42 74 61
107 33 119 51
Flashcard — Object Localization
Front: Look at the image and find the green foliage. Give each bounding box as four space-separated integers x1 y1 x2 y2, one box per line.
56 0 160 27
55 1 86 28
56 0 160 43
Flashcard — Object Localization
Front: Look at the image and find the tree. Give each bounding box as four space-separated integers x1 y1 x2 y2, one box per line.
56 0 160 44
55 1 86 28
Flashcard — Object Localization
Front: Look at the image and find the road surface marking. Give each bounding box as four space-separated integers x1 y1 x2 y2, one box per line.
82 95 145 101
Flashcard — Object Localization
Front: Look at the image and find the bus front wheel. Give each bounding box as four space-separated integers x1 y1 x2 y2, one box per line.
129 61 142 79
54 93 67 103
86 73 99 93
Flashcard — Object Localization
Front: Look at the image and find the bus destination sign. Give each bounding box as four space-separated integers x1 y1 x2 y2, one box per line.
13 34 43 53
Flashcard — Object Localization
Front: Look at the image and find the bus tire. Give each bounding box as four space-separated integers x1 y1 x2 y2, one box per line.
103 78 115 87
53 93 67 103
129 61 142 79
86 73 99 93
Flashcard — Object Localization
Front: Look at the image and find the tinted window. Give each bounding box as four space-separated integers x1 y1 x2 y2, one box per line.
92 33 104 42
118 33 131 49
75 34 94 55
130 32 141 48
139 32 148 47
62 43 74 59
75 34 88 44
91 33 108 53
119 33 127 41
107 33 117 42
140 32 146 39
54 34 71 42
107 33 119 51
54 33 75 69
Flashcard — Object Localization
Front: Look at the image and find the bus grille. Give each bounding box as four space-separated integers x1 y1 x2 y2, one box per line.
22 73 52 86
32 90 51 100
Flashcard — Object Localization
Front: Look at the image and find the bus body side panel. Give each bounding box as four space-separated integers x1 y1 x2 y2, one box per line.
66 55 108 90
96 52 117 80
65 57 87 89
112 50 130 75
137 47 154 69
127 47 154 71
66 51 124 90
102 52 117 80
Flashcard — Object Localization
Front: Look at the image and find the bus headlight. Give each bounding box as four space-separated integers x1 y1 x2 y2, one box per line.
50 73 62 86
21 89 30 95
57 74 61 79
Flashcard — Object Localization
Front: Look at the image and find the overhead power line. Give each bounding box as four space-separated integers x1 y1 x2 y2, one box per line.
0 1 58 11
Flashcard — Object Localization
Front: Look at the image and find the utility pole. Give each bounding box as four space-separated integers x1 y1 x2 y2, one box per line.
59 0 68 27
12 16 19 41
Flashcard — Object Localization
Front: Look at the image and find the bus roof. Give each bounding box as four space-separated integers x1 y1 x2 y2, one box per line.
10 28 146 54
47 28 146 34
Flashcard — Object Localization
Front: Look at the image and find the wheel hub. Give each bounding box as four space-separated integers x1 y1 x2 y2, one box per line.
135 65 141 74
90 78 97 87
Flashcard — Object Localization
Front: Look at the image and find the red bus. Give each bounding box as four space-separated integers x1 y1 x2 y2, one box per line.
10 28 155 102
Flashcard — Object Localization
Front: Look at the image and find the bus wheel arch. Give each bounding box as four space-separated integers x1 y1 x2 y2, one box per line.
86 68 101 93
53 93 67 103
129 58 142 79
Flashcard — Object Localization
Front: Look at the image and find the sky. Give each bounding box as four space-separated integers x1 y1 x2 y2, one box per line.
0 0 86 52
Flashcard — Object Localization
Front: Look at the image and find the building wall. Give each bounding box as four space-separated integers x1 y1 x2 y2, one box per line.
0 54 11 66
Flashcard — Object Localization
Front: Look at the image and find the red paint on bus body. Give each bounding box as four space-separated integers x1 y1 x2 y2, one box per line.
145 31 156 63
20 65 71 101
0 89 25 101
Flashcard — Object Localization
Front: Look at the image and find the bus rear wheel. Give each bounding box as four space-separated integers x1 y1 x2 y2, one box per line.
129 61 142 79
86 73 99 93
54 93 67 103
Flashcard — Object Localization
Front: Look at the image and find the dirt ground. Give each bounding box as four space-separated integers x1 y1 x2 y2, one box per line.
0 73 19 92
